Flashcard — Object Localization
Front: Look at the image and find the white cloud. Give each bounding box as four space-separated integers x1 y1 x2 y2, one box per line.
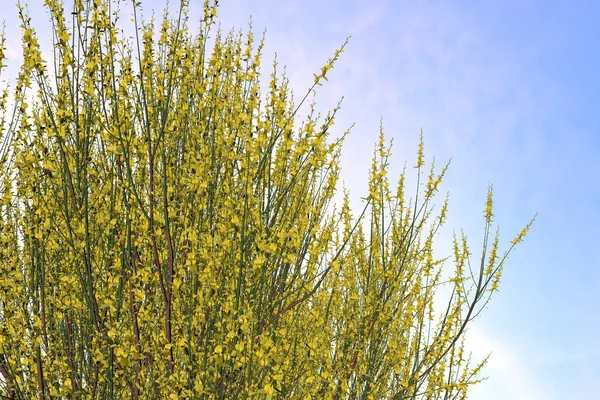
465 326 547 400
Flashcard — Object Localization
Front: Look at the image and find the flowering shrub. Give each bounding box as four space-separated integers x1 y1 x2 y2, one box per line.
0 0 534 398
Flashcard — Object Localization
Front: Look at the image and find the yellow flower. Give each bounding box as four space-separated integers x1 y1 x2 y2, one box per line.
264 383 275 395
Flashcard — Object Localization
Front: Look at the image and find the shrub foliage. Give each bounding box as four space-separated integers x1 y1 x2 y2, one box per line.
0 0 534 398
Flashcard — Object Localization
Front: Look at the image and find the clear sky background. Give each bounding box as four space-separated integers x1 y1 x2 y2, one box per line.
2 0 599 398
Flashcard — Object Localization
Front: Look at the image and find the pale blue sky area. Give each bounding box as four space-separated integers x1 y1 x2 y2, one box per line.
2 0 599 398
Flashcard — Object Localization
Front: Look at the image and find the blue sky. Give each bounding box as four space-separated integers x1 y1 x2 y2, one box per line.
209 2 600 398
2 0 599 398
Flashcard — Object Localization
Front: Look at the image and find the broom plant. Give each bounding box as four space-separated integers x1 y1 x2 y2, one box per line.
0 0 535 398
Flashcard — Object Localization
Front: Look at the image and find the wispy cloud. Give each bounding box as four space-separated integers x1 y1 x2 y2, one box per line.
465 326 548 400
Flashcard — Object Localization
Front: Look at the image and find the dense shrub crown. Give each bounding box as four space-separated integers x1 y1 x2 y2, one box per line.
0 0 534 399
